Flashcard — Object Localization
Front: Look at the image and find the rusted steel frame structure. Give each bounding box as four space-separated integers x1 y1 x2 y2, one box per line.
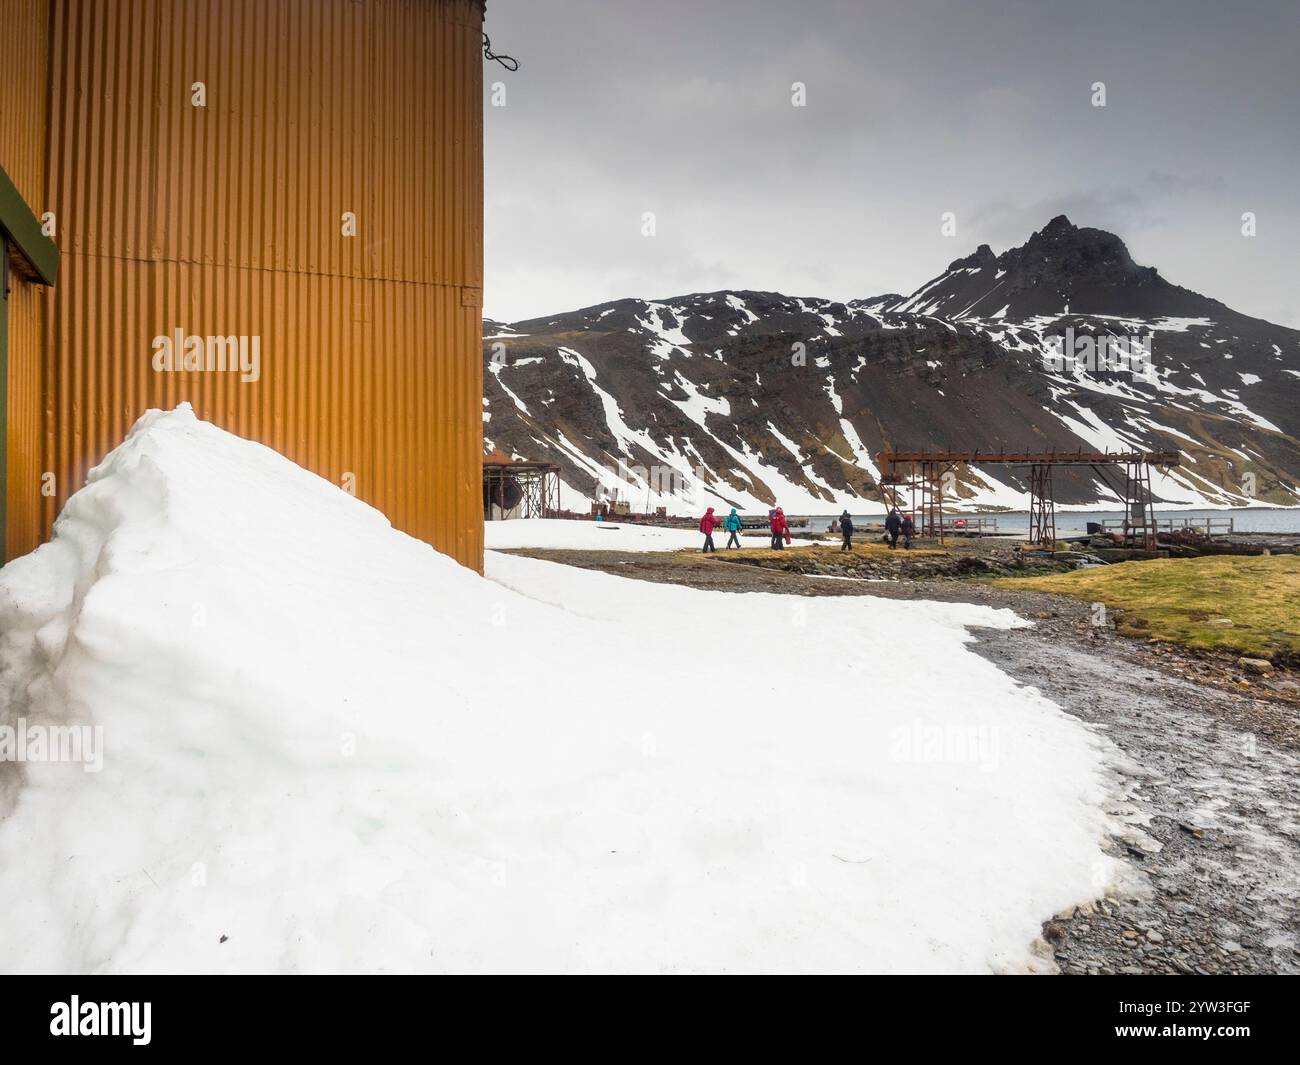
1121 458 1158 550
483 459 560 520
878 459 953 540
1027 464 1056 546
915 461 947 539
877 450 1180 548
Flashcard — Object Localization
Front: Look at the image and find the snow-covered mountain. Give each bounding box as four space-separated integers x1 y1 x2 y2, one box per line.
482 216 1300 513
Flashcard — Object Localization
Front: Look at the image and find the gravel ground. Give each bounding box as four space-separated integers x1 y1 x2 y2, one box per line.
962 594 1300 976
499 546 1300 974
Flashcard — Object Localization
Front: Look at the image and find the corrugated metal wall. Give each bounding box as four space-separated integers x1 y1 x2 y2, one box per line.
0 0 52 561
17 0 484 568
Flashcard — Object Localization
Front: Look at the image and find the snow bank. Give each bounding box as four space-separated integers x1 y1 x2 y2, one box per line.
0 405 1122 973
485 517 707 552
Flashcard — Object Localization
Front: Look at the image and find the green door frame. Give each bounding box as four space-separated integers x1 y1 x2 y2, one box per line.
0 162 60 563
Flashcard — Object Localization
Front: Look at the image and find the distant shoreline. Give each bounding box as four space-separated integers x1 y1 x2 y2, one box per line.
793 505 1300 516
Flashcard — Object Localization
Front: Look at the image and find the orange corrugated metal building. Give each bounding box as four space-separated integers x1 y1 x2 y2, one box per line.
0 0 55 564
1 0 486 570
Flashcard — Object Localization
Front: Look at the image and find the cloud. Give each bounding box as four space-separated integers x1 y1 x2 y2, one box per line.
483 0 1300 328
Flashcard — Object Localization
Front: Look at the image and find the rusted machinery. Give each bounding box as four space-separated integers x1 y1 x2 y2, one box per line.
876 450 1180 548
482 450 561 520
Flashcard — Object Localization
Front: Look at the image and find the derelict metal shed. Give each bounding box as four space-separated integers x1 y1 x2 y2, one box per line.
0 0 486 570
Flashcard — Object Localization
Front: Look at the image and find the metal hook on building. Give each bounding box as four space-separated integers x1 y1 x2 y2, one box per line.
483 33 518 71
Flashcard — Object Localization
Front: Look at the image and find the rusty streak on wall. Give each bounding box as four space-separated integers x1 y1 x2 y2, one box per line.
4 0 485 569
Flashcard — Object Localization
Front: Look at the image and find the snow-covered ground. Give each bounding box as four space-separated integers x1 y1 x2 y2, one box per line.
0 406 1125 973
485 517 707 552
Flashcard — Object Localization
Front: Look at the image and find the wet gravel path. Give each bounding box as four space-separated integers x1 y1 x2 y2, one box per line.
965 599 1300 976
502 547 1300 974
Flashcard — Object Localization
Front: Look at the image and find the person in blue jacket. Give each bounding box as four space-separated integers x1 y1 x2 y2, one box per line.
724 507 743 549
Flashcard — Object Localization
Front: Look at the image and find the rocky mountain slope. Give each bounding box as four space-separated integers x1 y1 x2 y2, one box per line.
482 216 1300 513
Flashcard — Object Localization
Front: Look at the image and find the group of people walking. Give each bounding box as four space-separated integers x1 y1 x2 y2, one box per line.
884 508 915 549
699 506 793 551
769 507 792 550
700 506 915 552
698 506 746 552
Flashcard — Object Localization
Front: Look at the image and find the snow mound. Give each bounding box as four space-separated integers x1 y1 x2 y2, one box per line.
485 517 707 552
0 405 1122 973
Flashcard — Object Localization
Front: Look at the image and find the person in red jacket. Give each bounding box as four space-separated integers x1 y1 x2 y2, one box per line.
699 506 719 553
769 507 790 550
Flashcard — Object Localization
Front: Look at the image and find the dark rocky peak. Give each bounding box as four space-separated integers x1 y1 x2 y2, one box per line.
1009 215 1153 283
891 215 1226 319
947 243 997 270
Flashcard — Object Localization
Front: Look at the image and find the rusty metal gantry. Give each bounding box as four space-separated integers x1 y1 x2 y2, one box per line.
876 458 951 540
1027 463 1056 545
876 450 1179 548
483 451 561 520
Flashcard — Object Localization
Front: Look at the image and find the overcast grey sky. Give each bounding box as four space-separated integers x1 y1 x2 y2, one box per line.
482 0 1300 327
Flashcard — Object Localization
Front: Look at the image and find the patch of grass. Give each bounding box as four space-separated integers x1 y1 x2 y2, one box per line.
1000 554 1300 662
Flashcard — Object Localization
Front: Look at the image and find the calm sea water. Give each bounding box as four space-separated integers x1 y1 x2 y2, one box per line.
796 509 1300 536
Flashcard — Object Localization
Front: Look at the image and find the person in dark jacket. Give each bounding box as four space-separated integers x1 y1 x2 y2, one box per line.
839 510 854 551
901 512 915 549
885 508 903 549
724 507 743 549
699 507 719 552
